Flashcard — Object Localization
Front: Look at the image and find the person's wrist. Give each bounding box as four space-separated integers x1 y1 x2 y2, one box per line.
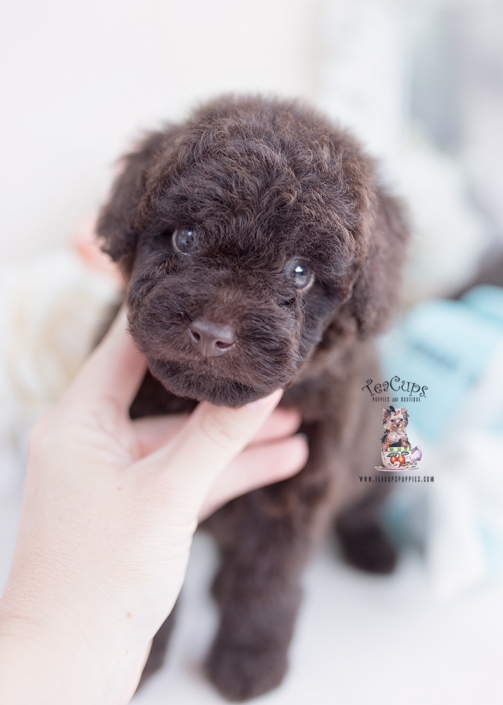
0 596 141 705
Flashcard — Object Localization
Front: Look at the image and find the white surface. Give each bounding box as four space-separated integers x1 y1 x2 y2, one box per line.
132 532 503 705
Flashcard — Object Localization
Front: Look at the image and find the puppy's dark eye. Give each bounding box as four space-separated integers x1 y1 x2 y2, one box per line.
173 228 198 254
285 260 314 289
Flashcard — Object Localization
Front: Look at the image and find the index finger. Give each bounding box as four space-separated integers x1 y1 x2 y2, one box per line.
145 390 284 508
66 306 147 410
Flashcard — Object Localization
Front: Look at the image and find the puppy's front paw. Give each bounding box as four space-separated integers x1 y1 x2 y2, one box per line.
205 635 288 702
338 524 397 574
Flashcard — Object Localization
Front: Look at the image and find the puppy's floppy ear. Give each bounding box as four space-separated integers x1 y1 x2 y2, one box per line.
317 168 409 357
96 129 169 266
350 184 409 336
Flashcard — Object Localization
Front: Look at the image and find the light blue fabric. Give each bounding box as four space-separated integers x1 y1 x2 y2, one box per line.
379 286 503 441
462 285 503 327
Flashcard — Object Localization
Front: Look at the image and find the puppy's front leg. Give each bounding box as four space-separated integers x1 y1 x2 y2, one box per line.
204 468 329 702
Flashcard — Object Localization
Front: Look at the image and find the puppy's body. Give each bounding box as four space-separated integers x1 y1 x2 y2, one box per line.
97 95 409 701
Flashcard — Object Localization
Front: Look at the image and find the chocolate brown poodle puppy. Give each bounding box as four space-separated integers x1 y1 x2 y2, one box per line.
97 94 409 701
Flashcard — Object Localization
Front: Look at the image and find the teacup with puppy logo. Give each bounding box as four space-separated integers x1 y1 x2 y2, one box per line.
379 406 422 470
381 445 423 469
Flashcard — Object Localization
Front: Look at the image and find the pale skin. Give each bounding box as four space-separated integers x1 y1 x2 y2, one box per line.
0 308 308 705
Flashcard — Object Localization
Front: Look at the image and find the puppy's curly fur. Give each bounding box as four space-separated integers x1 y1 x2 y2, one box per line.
97 94 409 701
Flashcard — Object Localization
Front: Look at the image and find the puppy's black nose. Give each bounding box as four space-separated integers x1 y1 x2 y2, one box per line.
189 317 236 357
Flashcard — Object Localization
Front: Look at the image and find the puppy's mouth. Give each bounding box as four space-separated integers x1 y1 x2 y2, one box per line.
149 358 282 407
128 297 303 406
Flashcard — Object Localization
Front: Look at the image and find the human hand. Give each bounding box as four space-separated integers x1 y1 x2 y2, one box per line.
0 308 308 705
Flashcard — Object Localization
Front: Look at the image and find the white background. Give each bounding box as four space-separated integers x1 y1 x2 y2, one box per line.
0 0 320 263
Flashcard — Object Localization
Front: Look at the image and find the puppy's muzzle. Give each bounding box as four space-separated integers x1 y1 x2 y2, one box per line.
189 317 237 358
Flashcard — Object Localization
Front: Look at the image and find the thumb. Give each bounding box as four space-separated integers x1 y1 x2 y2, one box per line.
145 390 283 508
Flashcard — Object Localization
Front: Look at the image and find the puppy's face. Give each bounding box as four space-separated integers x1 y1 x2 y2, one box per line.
128 221 338 406
383 407 409 432
99 97 408 406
